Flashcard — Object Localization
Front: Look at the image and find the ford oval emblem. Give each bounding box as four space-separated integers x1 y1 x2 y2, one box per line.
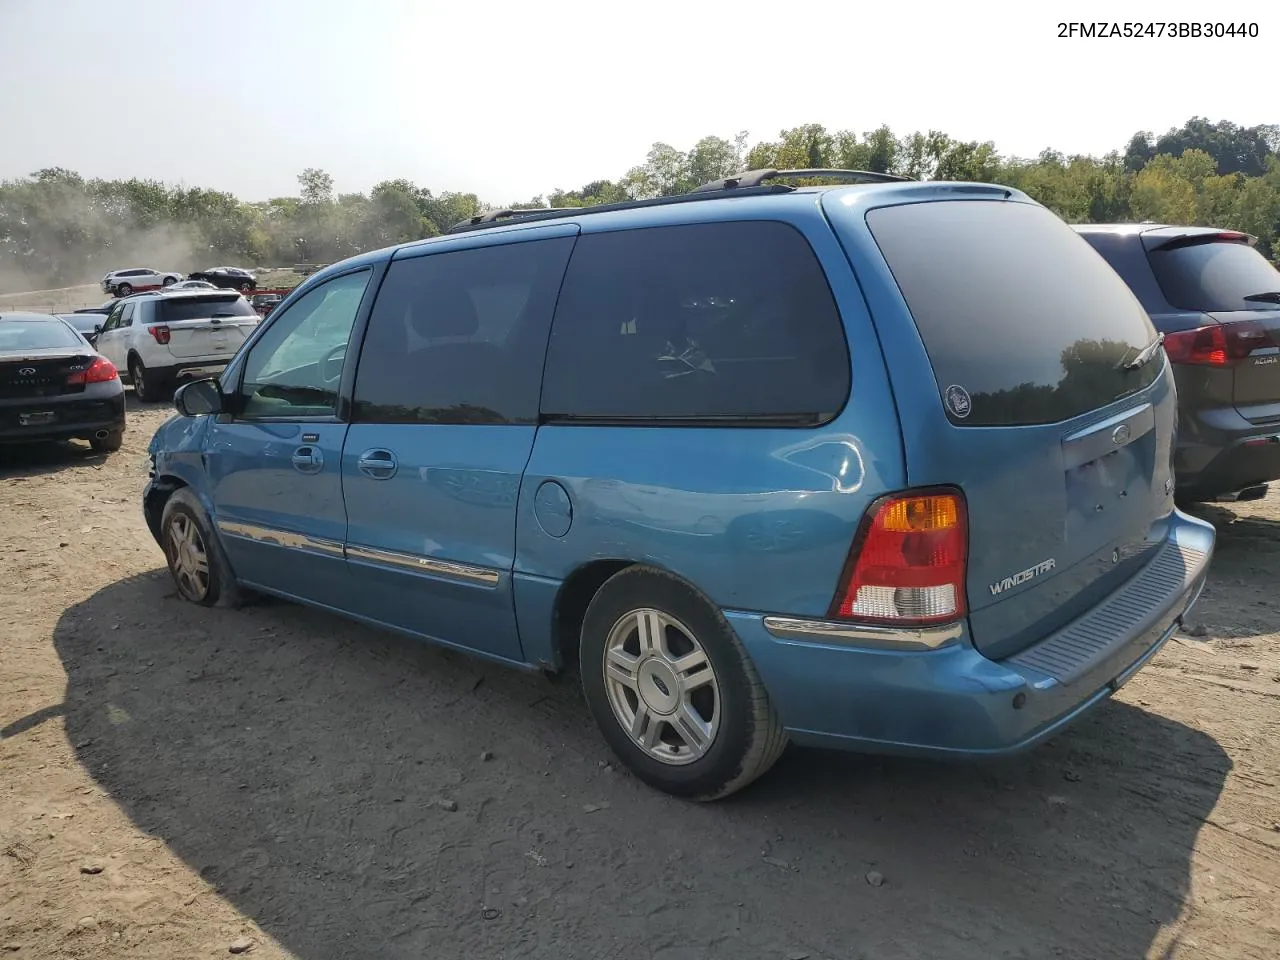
1112 424 1131 445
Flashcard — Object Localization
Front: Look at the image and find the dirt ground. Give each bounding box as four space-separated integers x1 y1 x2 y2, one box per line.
2 398 1279 960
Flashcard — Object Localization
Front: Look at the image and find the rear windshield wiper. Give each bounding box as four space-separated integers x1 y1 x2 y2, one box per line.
1242 291 1280 304
1122 333 1165 371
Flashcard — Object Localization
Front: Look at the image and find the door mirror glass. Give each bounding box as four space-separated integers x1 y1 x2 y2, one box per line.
174 378 224 417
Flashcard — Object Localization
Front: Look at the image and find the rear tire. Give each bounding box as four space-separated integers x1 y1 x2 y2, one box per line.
128 356 167 403
579 566 787 801
90 427 124 453
160 488 242 608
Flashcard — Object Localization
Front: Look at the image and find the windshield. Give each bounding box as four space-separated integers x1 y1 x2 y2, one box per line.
158 296 257 322
1147 239 1280 312
0 319 84 351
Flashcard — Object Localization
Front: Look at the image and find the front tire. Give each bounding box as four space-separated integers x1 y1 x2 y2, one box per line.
161 275 176 287
579 566 787 801
115 282 133 296
238 281 253 293
160 488 241 608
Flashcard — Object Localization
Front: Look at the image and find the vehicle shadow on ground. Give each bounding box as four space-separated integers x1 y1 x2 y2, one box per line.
49 571 1229 960
1182 503 1280 639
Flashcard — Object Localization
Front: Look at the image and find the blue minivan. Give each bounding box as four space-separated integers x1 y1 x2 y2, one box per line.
144 169 1215 799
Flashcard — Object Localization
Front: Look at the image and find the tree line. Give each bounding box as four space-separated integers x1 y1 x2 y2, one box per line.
1 116 1277 292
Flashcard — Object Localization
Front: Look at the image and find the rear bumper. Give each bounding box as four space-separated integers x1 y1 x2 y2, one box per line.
1177 426 1280 499
728 509 1214 757
151 361 228 383
0 394 125 443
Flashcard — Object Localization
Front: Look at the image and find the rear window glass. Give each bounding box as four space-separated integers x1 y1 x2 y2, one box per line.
540 221 850 424
0 319 84 350
1147 239 1280 313
867 200 1160 427
158 296 256 323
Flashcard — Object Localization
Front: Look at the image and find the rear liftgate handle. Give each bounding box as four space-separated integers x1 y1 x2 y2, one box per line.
357 448 398 480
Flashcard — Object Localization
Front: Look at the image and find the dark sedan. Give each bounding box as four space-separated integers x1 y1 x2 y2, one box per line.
0 312 126 452
57 313 105 341
186 266 257 292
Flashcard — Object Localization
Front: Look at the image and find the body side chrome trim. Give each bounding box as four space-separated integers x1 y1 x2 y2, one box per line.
762 616 963 651
216 519 502 587
345 543 501 586
217 519 344 557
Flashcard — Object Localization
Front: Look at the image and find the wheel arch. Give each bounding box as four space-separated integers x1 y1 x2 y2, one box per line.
550 559 721 672
550 559 636 670
143 474 188 546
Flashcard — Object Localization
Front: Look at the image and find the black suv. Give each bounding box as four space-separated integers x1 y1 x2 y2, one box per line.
187 267 257 292
1075 224 1280 503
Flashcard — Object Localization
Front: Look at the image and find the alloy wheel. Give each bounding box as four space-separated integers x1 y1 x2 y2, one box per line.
602 608 721 765
166 513 210 602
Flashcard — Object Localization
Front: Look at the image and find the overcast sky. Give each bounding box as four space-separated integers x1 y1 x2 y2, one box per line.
1 0 1274 204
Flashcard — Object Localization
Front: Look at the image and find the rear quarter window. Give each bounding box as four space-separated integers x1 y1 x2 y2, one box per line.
540 221 851 424
867 200 1161 427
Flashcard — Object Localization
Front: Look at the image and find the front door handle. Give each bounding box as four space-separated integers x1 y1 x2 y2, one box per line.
291 445 324 474
357 448 398 480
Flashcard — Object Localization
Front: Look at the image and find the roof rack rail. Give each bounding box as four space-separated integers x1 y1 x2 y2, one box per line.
445 184 793 234
690 168 912 193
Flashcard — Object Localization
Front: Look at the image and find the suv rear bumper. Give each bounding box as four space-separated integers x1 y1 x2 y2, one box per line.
1177 426 1280 500
149 361 228 385
728 509 1214 757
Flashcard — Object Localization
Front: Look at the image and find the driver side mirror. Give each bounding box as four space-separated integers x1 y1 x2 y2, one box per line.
93 324 103 334
174 378 224 417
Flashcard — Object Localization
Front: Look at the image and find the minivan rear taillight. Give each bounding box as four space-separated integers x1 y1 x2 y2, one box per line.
829 489 968 626
1163 320 1268 367
149 324 172 345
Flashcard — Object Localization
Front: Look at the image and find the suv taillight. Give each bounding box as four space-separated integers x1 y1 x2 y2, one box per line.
149 325 171 345
829 489 968 626
1163 320 1268 367
67 356 118 385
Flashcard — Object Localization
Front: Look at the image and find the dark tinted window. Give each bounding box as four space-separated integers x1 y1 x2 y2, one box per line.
1147 239 1280 313
352 237 575 425
867 200 1160 427
58 314 101 335
159 296 256 322
541 222 849 423
0 318 84 350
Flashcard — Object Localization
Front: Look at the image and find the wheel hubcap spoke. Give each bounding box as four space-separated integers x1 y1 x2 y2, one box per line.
602 607 722 766
167 515 210 601
674 702 712 752
605 647 640 689
634 610 662 656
